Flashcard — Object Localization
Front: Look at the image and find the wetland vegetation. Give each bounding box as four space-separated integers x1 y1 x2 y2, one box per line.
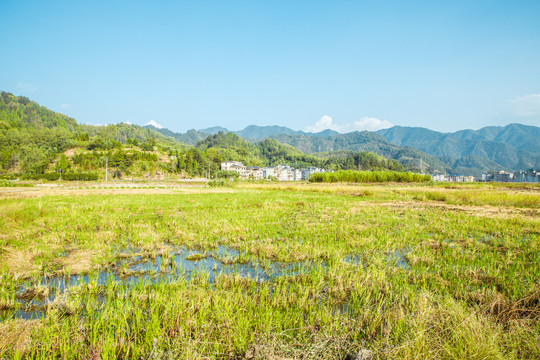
0 181 539 359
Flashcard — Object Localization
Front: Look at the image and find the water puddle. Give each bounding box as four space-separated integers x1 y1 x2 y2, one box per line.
386 248 411 270
343 253 364 266
1 245 322 321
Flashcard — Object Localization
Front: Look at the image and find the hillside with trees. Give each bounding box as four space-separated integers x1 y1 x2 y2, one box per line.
0 91 78 174
132 118 540 176
269 131 448 173
0 92 178 178
0 92 411 181
148 124 447 174
377 124 540 174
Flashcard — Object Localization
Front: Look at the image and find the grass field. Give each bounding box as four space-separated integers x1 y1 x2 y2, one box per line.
0 181 539 359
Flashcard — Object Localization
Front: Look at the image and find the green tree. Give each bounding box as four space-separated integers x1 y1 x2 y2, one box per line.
56 153 69 172
21 146 49 174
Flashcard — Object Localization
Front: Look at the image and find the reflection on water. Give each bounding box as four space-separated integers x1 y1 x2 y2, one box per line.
386 248 411 270
2 245 322 321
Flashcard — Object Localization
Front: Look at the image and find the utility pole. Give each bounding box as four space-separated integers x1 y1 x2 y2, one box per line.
419 158 426 174
208 163 211 179
105 157 108 182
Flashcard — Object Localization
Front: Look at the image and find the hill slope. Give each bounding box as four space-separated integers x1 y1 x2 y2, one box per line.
0 92 409 178
6 91 535 177
0 91 79 172
377 124 540 174
270 131 449 173
197 125 340 140
0 91 175 174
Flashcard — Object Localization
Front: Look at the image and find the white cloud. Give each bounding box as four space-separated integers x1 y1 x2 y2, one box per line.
352 117 393 131
145 120 164 129
306 115 392 133
60 104 70 109
122 120 132 125
510 93 540 117
16 81 38 92
305 115 340 132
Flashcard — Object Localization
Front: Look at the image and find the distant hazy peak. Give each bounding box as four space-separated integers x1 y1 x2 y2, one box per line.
198 126 230 135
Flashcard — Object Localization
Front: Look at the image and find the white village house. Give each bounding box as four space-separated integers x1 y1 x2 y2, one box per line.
221 161 326 181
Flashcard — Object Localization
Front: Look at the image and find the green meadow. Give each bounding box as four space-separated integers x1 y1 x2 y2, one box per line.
0 181 538 359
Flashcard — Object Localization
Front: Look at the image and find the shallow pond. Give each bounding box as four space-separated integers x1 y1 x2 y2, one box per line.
1 244 411 321
2 245 323 320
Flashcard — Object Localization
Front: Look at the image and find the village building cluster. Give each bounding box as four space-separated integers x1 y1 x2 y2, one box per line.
220 161 326 181
431 174 475 182
222 161 539 183
480 169 539 183
432 169 539 183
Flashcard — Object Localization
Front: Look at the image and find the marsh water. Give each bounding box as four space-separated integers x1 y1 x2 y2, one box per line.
2 244 411 321
2 245 323 320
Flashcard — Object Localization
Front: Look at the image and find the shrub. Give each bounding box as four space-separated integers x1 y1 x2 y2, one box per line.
208 179 233 187
62 172 99 181
42 172 60 181
215 170 240 180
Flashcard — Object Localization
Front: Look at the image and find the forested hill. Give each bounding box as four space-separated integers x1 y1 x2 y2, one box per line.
6 90 532 178
145 124 340 146
0 92 408 178
0 92 79 173
152 121 540 176
146 124 446 173
195 132 406 172
377 124 540 174
0 92 174 174
269 131 449 174
143 125 210 145
0 92 78 131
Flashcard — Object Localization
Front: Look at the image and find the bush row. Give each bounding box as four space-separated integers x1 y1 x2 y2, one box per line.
22 172 61 181
62 172 99 181
308 170 431 183
20 172 99 181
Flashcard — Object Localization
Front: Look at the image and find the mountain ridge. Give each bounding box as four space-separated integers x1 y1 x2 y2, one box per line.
3 90 537 176
376 124 539 174
147 122 539 175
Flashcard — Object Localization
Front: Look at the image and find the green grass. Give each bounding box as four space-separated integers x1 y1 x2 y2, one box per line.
0 182 538 359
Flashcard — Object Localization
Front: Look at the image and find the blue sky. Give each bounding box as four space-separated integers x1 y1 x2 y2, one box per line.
1 0 539 133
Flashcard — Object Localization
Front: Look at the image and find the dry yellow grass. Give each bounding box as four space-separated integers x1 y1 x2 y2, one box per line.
349 200 540 220
59 250 95 274
0 319 40 353
0 247 39 279
0 183 236 200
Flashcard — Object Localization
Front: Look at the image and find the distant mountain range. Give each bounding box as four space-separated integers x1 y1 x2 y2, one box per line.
143 124 341 146
9 90 536 177
145 125 448 173
377 124 540 175
145 123 540 176
198 125 340 139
